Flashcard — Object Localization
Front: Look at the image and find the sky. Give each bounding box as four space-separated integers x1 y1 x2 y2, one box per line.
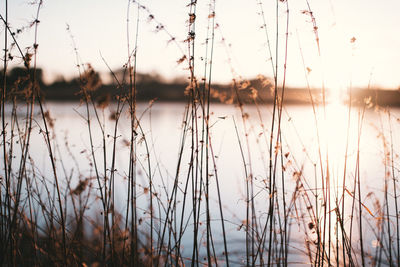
3 0 400 91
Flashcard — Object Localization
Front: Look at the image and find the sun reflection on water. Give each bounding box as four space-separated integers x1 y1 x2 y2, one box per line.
317 88 369 263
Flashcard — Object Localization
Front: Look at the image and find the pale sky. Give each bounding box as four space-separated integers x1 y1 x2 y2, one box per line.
3 0 400 91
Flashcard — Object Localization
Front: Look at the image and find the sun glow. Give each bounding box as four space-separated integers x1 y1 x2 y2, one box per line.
323 102 350 160
328 87 347 106
319 95 355 193
319 97 358 248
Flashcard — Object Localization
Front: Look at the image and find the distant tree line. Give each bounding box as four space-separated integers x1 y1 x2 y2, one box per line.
4 66 394 105
0 67 191 102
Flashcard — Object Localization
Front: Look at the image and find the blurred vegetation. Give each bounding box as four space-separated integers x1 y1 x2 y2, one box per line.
0 67 326 104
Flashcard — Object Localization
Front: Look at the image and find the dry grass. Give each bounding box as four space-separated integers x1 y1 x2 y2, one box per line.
1 1 399 266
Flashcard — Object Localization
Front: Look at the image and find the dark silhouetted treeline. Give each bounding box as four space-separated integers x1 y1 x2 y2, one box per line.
1 67 400 106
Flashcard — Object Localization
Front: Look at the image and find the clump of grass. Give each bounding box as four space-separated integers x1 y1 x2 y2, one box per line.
2 1 400 266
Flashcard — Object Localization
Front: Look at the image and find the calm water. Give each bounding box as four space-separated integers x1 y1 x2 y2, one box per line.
3 101 399 265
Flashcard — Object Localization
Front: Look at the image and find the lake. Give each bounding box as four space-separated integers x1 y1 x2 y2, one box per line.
3 101 399 266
